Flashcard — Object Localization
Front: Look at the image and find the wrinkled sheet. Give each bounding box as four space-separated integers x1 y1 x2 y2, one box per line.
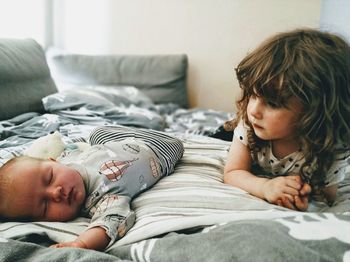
0 89 234 166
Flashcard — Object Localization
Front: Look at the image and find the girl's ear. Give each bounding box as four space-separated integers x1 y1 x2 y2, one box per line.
48 157 56 162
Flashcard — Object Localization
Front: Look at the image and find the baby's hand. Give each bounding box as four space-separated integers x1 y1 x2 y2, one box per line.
50 239 87 249
51 227 110 251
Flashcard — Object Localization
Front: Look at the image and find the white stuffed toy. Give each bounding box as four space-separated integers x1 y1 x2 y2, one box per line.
24 131 91 160
24 131 66 160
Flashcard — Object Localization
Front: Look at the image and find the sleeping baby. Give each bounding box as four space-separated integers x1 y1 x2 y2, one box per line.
0 125 184 251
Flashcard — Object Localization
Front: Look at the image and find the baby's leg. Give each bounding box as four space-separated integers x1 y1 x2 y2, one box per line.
89 125 184 175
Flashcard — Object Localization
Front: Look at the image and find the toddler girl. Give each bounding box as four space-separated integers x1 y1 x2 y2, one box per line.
224 28 350 211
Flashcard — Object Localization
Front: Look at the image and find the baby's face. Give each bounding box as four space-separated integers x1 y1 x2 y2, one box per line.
4 158 86 221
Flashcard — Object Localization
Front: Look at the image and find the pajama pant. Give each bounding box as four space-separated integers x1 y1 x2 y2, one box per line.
89 125 184 176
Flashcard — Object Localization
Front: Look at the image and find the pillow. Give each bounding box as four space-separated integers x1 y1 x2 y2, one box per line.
55 84 154 107
0 39 58 120
47 51 188 108
42 89 115 111
42 86 154 111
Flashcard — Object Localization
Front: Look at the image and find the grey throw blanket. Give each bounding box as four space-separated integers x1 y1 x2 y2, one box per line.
1 136 349 262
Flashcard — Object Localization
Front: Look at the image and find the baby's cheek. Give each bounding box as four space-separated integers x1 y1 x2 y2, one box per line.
77 188 87 206
49 205 77 222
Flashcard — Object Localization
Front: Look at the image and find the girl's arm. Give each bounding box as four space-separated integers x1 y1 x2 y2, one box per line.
323 185 338 205
224 137 302 204
224 137 265 198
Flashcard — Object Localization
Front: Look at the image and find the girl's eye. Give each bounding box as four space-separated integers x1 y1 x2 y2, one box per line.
267 101 280 108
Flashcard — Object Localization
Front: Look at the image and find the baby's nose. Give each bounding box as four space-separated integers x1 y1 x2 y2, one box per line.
50 186 64 202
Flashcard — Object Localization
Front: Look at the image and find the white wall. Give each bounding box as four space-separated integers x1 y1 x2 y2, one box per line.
0 0 46 46
320 0 350 43
55 0 321 112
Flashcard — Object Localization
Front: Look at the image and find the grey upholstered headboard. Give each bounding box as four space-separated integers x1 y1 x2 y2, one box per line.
48 52 189 108
0 39 57 120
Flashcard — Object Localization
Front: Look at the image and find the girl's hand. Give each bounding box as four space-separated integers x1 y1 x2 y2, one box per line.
277 195 308 211
294 182 312 211
50 239 88 249
289 176 311 211
276 177 311 211
277 197 297 210
293 195 308 211
262 176 301 205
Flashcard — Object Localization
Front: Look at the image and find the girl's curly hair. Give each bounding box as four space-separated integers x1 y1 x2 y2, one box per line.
225 28 350 189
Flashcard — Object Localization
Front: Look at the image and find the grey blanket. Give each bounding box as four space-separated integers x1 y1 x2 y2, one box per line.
2 214 349 262
1 137 350 262
110 216 350 262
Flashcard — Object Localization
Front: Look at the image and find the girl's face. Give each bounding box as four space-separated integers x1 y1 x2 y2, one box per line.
247 94 302 143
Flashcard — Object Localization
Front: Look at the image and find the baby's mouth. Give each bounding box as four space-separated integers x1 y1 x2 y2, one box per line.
67 188 73 205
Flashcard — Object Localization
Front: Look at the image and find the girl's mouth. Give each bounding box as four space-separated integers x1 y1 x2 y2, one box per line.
253 123 263 129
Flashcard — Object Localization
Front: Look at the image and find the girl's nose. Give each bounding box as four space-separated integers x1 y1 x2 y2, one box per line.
249 97 263 119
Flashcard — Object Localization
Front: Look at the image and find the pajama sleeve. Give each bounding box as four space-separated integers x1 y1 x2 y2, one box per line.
233 119 249 146
324 150 350 186
86 194 135 248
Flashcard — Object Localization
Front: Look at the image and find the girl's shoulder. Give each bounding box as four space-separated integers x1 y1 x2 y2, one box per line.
330 145 350 170
334 143 350 159
324 145 350 186
233 119 251 146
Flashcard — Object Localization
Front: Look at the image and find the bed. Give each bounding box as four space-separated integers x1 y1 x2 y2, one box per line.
0 39 349 262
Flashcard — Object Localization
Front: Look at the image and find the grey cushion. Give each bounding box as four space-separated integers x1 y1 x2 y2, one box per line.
48 53 188 108
0 39 58 120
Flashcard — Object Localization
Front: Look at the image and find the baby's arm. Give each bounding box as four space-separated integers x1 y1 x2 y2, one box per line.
51 227 110 251
224 137 301 206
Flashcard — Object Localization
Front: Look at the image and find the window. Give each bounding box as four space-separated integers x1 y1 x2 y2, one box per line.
0 0 50 48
